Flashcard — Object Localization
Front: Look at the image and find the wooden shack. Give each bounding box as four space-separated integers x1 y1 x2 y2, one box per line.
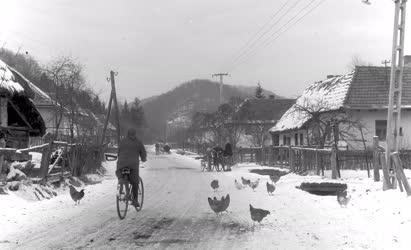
0 59 46 149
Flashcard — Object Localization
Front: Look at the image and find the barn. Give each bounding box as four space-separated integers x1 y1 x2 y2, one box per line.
0 59 46 148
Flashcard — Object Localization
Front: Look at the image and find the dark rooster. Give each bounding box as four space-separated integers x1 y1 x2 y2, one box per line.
241 177 251 186
269 175 281 184
266 182 275 195
69 185 85 205
208 194 230 215
337 190 350 207
210 179 219 191
249 204 270 225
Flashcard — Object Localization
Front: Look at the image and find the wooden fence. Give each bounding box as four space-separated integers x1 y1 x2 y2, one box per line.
237 144 411 173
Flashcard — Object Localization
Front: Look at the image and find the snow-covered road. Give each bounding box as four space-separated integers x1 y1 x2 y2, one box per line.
2 151 411 250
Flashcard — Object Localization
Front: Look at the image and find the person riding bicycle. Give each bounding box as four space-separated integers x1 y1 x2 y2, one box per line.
116 128 147 207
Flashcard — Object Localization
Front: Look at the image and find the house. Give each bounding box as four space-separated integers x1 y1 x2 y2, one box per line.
234 96 295 147
0 59 46 148
270 62 411 150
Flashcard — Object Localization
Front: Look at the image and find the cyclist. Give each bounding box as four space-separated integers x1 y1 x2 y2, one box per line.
116 128 147 207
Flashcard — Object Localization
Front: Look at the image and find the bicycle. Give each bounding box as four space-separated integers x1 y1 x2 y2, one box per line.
116 168 144 220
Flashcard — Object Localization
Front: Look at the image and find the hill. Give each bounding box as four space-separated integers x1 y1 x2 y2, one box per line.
142 79 283 141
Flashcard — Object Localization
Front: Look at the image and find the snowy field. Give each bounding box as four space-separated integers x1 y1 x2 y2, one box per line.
1 149 411 249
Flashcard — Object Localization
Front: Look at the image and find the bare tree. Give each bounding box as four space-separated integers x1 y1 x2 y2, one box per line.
347 55 373 71
45 57 85 142
293 97 366 177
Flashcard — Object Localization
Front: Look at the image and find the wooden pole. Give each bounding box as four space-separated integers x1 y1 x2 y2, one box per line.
331 147 338 179
100 91 113 147
110 71 121 145
372 136 381 182
289 146 295 172
380 153 393 190
391 152 411 195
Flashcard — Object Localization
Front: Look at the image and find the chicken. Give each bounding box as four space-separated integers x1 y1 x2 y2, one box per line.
337 190 350 207
266 181 275 195
210 179 219 191
249 179 260 191
69 185 85 205
234 179 244 190
241 177 251 186
208 194 230 215
269 175 281 184
249 204 270 224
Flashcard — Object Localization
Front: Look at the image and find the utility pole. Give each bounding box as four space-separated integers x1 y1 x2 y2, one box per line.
212 73 229 106
101 71 121 147
381 59 391 67
386 0 407 184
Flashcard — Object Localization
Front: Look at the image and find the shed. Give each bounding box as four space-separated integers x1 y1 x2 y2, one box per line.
0 59 46 148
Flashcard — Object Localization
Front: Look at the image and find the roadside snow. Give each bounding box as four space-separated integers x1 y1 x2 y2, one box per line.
1 151 411 249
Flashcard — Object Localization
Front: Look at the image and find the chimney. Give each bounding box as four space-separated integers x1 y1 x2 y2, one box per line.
269 94 275 100
404 55 411 67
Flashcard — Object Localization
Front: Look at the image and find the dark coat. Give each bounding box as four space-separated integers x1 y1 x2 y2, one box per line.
224 143 233 156
117 136 147 170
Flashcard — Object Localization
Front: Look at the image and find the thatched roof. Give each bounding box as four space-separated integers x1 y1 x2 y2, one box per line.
0 59 46 136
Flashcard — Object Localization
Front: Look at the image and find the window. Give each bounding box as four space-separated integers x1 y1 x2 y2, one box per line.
375 120 387 141
286 137 291 146
294 133 298 146
400 127 404 136
273 134 279 146
300 133 304 146
283 135 287 145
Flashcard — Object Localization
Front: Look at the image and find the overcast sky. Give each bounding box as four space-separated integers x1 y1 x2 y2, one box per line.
0 0 406 101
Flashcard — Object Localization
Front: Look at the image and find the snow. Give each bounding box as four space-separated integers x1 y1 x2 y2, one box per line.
271 72 354 132
0 59 25 94
1 151 411 249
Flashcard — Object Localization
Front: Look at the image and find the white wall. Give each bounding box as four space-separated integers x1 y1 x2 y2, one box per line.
348 109 411 150
37 107 71 135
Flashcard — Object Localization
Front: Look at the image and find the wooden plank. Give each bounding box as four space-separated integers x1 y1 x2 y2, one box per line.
48 149 64 174
391 152 411 196
7 100 33 129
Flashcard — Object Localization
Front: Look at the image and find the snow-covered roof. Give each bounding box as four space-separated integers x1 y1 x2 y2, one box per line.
0 59 25 95
270 72 354 132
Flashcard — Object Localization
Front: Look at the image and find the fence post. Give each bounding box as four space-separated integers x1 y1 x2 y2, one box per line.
40 141 54 180
289 146 295 171
372 136 381 182
331 147 338 179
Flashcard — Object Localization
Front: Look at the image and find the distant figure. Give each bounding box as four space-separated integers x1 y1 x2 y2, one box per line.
163 144 171 154
224 142 233 157
155 143 160 155
212 146 224 166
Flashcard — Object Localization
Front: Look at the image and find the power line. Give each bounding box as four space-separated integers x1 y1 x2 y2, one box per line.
228 0 318 71
228 0 327 72
226 0 305 70
220 0 290 69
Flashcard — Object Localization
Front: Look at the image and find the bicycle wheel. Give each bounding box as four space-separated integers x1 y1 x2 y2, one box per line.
133 177 144 211
116 183 129 219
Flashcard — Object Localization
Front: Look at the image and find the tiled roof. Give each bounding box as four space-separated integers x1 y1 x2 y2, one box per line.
344 66 411 108
237 98 295 122
271 66 411 133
